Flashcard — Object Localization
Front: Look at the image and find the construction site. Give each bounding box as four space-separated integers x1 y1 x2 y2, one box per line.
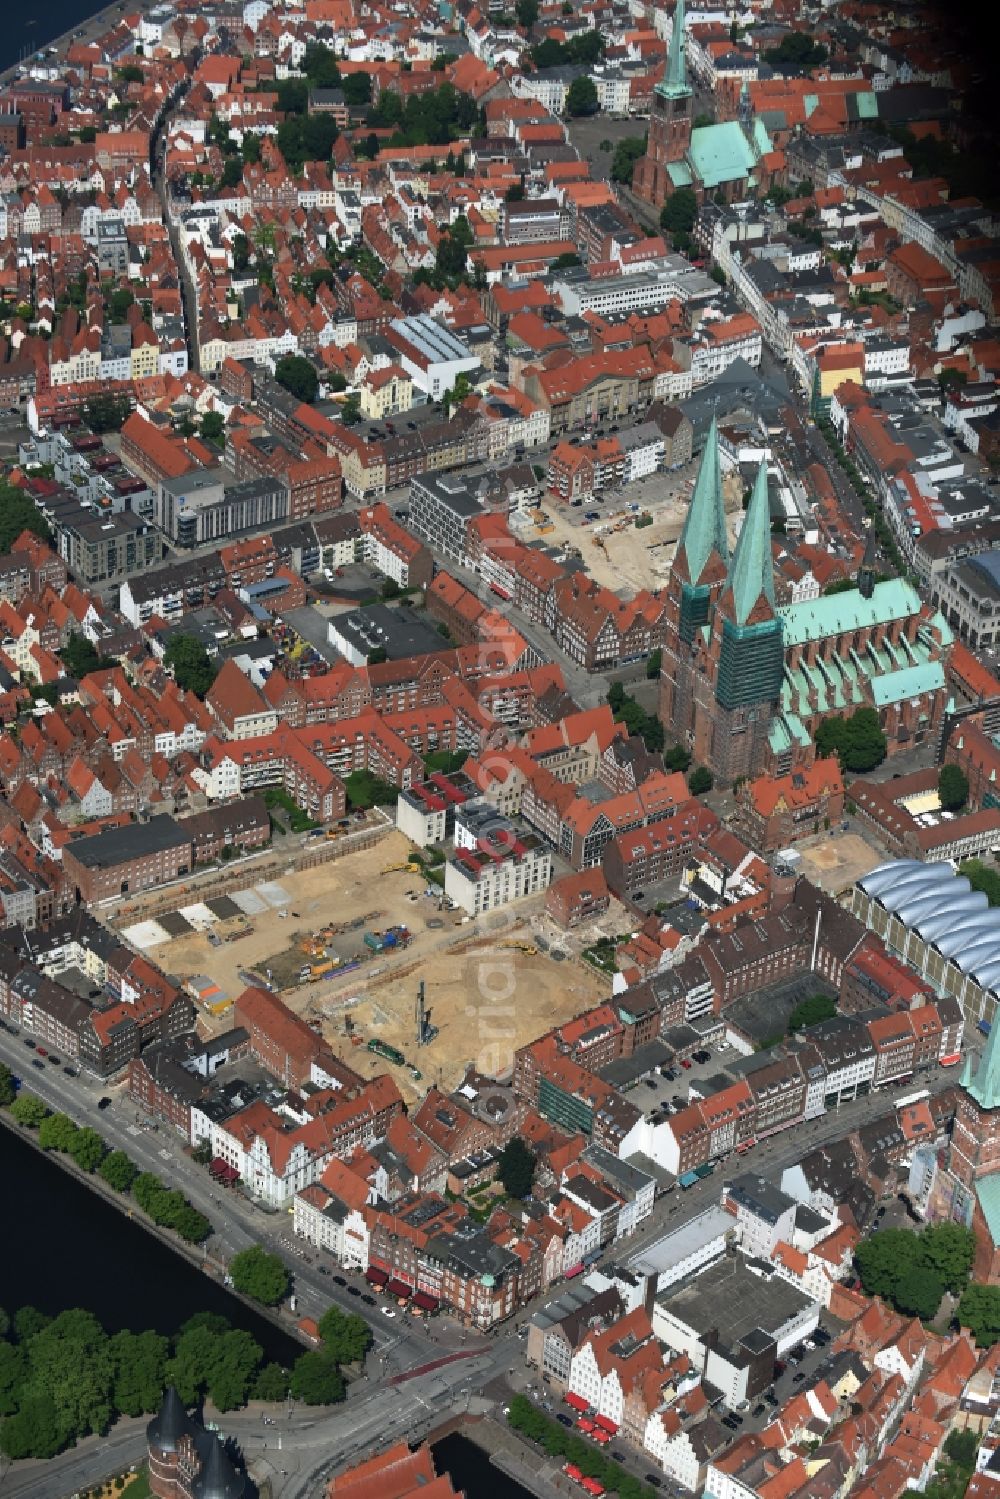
536 466 744 594
114 830 609 1104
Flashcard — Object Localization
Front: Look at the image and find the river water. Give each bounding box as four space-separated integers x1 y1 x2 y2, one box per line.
7 1127 531 1491
4 1123 300 1364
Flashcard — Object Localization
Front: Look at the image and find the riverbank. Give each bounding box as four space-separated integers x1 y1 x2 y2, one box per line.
0 1110 306 1361
0 0 142 85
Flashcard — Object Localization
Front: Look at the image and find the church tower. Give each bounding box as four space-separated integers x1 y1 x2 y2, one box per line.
663 459 783 784
633 0 693 208
659 418 730 743
953 1022 1000 1189
697 460 784 783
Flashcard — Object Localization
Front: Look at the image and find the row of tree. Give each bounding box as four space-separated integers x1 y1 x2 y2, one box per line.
0 1300 370 1460
506 1395 658 1498
5 1089 210 1244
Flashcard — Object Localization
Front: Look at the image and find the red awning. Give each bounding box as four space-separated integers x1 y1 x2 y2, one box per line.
365 1266 388 1286
564 1263 584 1279
565 1392 589 1412
412 1291 438 1312
577 1418 595 1432
565 1466 583 1481
592 1429 612 1445
386 1277 412 1298
594 1416 618 1434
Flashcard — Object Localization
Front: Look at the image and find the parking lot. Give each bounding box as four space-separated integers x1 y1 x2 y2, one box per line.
624 1041 737 1120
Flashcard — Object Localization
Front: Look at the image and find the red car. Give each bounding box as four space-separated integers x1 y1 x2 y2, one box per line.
680 1058 692 1069
36 1047 48 1057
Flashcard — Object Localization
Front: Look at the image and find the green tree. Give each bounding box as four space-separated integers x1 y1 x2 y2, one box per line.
228 1246 290 1307
13 1308 50 1343
344 768 397 809
39 1113 79 1153
163 635 217 698
855 1228 922 1300
207 1330 264 1412
938 763 969 813
0 1064 16 1108
566 76 599 117
788 994 837 1032
958 1283 1000 1347
289 1351 344 1405
893 1266 944 1320
0 1341 27 1416
166 1323 221 1406
253 1362 291 1402
341 72 373 108
688 766 713 795
610 136 647 186
341 393 362 426
436 230 469 281
515 0 538 27
109 1331 169 1417
221 156 244 189
82 392 131 434
765 32 828 66
497 1136 536 1198
816 706 886 773
303 43 341 89
919 1223 975 1294
660 186 698 238
645 648 662 679
109 287 134 323
10 1094 48 1128
0 481 51 555
60 632 114 678
317 1308 372 1365
0 1393 61 1460
200 411 225 446
23 1310 114 1449
173 1206 211 1244
274 353 319 404
944 1430 980 1468
68 1128 107 1174
99 1150 139 1194
959 859 1000 906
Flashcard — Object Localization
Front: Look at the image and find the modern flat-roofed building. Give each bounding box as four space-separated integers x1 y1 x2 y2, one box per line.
386 314 480 401
158 471 288 547
652 1254 819 1409
445 804 552 916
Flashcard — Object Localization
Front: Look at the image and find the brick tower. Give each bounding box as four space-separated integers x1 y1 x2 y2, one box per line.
659 418 730 741
952 1023 1000 1189
634 0 692 209
661 454 783 784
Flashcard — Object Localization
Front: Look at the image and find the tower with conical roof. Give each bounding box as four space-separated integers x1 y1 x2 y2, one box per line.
858 526 878 600
697 461 783 782
633 0 693 206
659 419 731 744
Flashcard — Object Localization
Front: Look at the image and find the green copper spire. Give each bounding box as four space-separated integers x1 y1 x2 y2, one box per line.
661 0 690 98
679 417 728 585
727 460 775 625
964 1018 1000 1112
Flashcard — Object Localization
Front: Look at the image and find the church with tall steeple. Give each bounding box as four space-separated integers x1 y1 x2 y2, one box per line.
634 0 775 210
659 424 783 784
633 0 692 208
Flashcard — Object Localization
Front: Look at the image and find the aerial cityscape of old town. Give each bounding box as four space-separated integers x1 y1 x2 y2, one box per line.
0 0 998 1497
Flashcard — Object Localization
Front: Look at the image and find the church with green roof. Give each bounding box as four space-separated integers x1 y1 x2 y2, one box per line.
659 426 954 784
634 0 778 210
